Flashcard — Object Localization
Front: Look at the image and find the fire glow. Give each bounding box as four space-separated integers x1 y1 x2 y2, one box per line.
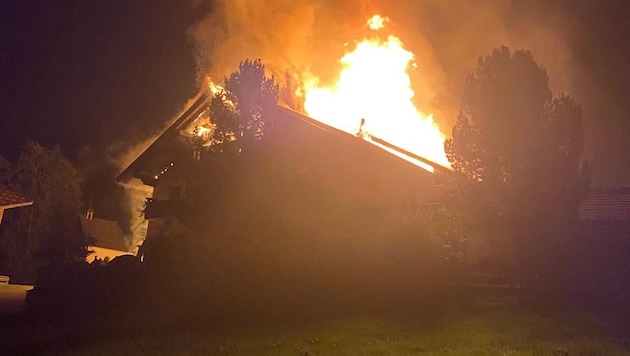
303 15 450 172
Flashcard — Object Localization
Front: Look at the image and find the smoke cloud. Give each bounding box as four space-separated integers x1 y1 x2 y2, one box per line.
118 178 153 254
189 0 574 132
103 96 206 253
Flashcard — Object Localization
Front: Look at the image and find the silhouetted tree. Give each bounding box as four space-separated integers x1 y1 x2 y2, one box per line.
209 58 279 155
0 142 86 283
182 59 279 228
444 46 587 284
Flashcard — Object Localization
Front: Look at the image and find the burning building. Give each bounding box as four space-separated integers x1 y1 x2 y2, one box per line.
113 79 459 313
115 86 452 250
116 14 456 251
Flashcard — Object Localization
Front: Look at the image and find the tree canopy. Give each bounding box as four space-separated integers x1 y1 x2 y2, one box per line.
209 59 279 154
0 142 85 283
444 46 587 279
175 59 280 229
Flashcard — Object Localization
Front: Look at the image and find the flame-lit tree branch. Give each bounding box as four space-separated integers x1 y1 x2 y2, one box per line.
209 59 279 154
177 59 279 239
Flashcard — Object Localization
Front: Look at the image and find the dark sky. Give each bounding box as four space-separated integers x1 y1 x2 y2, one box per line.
0 1 203 161
536 0 630 188
1 0 630 187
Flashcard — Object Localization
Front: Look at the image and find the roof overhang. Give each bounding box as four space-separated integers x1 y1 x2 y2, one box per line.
0 188 34 224
0 201 33 210
115 89 213 183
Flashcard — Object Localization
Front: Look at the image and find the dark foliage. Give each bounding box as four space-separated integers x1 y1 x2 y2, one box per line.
0 142 87 284
444 46 588 286
25 255 144 320
209 58 279 154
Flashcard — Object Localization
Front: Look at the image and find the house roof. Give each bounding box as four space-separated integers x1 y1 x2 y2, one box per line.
579 188 630 223
79 216 128 252
274 106 452 175
115 89 212 183
116 88 451 183
0 187 33 210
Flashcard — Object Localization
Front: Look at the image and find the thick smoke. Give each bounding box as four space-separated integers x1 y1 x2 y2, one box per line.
107 95 201 174
78 144 154 254
117 178 152 254
189 0 574 132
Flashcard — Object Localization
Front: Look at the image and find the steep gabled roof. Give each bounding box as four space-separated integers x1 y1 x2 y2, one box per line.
115 89 212 183
579 188 630 224
116 87 451 183
274 106 452 175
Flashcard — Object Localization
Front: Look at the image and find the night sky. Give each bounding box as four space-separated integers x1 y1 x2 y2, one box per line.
541 0 630 188
1 0 630 187
0 1 204 161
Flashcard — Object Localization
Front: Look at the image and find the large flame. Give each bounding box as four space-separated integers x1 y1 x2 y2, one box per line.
303 15 450 172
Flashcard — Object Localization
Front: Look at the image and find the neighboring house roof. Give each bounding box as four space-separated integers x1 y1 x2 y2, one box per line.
579 188 630 224
79 216 128 252
0 187 33 210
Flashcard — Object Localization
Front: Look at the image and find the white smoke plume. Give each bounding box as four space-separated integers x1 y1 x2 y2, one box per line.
117 178 153 254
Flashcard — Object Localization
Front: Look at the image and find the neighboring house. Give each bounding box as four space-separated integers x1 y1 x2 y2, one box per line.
0 188 33 283
80 209 130 263
579 188 630 237
571 188 630 291
0 187 33 224
116 89 451 245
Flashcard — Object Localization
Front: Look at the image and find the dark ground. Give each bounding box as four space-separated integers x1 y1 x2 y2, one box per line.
1 282 629 355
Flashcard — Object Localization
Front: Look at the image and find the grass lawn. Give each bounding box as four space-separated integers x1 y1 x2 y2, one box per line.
59 298 629 355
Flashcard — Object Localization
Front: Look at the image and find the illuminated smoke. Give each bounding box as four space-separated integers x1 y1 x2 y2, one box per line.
117 178 152 254
303 16 450 169
189 0 573 132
